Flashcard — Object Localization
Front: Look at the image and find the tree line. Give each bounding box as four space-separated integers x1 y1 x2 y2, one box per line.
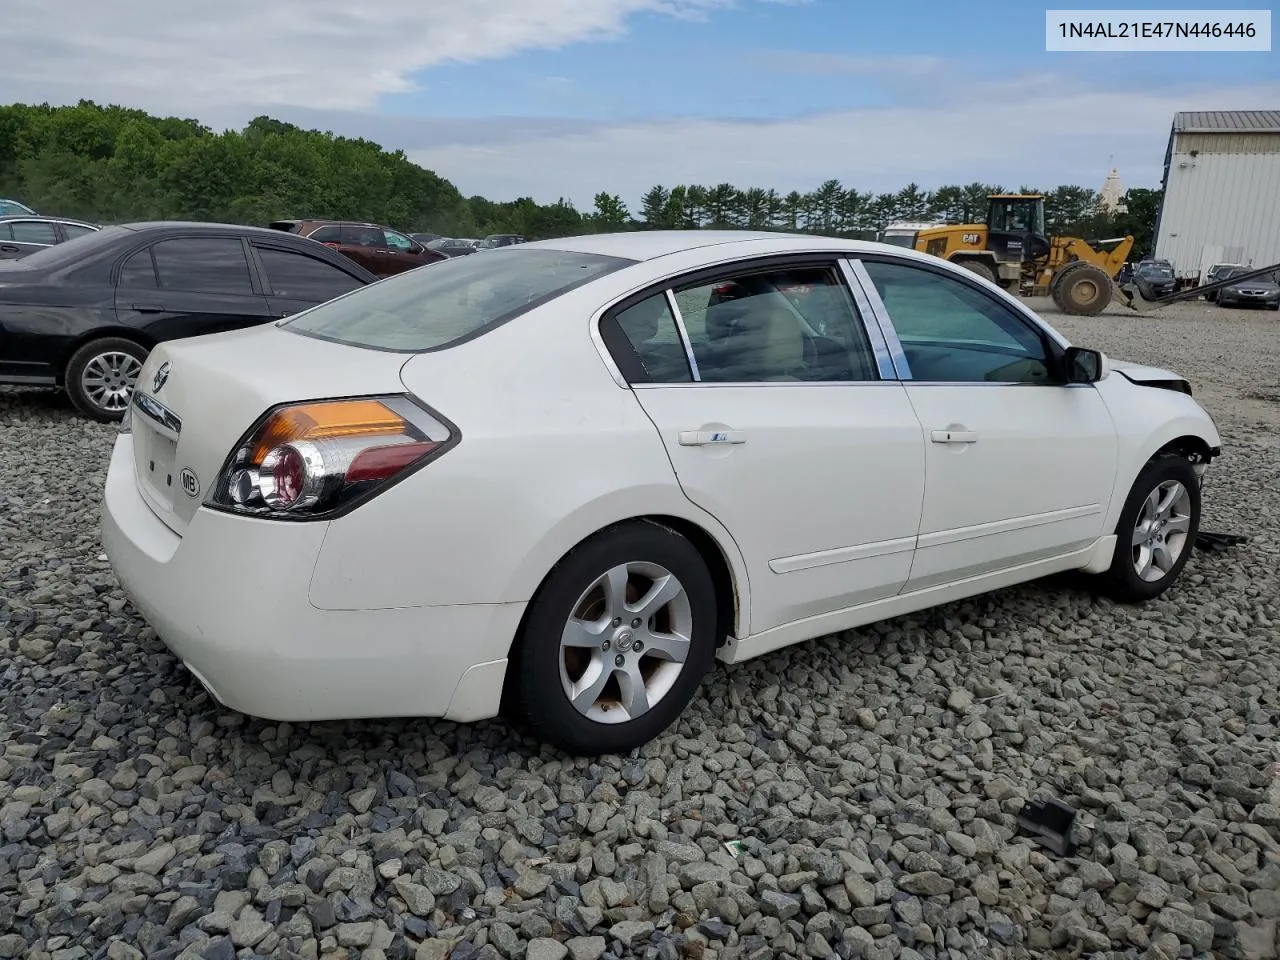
0 101 1161 256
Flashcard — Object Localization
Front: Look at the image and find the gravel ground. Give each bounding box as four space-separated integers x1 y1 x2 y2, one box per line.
1 297 1278 960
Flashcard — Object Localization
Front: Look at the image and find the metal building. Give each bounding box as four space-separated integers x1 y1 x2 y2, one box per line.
1153 110 1280 283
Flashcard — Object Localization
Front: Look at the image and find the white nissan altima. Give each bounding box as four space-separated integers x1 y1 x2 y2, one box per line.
101 231 1222 755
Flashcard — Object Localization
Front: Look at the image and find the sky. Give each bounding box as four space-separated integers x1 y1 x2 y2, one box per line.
4 0 1278 208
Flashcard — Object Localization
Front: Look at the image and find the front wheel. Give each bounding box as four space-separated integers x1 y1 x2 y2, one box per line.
510 521 719 755
65 337 149 422
1099 454 1201 603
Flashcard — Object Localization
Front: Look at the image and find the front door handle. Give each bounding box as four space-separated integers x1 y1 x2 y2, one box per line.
931 429 978 444
0 244 18 253
678 429 746 446
131 303 166 313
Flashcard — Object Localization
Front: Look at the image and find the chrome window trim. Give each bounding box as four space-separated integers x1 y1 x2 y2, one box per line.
664 289 702 381
837 258 897 380
846 258 912 380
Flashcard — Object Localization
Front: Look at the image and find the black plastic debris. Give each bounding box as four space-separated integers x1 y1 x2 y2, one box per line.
1194 531 1248 553
1016 797 1078 857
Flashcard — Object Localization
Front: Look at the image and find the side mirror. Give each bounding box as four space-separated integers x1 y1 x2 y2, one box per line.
1064 346 1106 383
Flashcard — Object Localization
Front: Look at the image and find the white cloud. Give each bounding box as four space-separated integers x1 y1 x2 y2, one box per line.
0 0 736 114
407 77 1280 205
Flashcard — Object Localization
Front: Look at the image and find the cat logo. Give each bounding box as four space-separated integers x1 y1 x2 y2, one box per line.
961 233 981 245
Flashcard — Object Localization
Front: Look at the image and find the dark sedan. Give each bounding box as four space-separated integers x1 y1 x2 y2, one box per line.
1216 266 1280 310
0 221 379 421
1133 260 1176 300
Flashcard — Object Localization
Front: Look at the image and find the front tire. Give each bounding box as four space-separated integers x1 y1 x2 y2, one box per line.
510 521 718 756
65 337 148 422
957 260 997 284
1100 454 1201 603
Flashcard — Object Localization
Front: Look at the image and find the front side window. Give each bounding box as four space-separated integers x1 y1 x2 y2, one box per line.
383 229 415 251
10 221 57 245
284 247 632 352
152 238 255 294
862 259 1052 384
600 293 693 384
672 265 878 382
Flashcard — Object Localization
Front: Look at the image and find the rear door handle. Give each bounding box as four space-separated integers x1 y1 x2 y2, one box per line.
678 429 746 446
130 303 166 313
0 244 18 253
931 429 978 443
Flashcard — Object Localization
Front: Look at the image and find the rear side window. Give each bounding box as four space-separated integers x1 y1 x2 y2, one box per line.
285 247 633 352
343 225 384 248
600 294 693 383
11 221 57 244
63 223 96 239
308 225 341 244
153 237 255 294
256 246 364 300
0 224 11 241
118 248 158 287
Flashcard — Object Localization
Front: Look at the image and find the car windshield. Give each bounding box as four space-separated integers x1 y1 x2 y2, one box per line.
0 224 130 268
1138 263 1172 276
283 246 633 352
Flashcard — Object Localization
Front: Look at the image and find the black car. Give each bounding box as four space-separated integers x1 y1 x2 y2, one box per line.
425 237 479 257
1215 266 1280 310
0 221 379 421
1133 260 1176 300
0 214 100 260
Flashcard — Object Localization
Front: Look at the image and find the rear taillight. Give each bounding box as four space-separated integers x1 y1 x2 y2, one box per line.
207 395 456 520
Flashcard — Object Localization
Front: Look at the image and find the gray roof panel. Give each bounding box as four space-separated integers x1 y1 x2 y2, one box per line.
1173 110 1280 133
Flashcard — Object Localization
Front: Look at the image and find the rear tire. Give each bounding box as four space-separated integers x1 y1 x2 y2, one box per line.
64 337 149 422
510 521 719 756
957 260 997 284
1055 263 1113 316
1099 453 1201 603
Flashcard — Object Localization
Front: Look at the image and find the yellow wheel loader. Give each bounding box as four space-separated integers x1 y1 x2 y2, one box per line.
894 195 1134 316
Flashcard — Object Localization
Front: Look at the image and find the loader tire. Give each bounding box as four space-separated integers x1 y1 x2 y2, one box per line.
1050 261 1086 310
1056 263 1113 316
956 260 997 284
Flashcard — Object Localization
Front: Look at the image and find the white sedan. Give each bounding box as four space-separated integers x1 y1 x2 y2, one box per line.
101 231 1221 755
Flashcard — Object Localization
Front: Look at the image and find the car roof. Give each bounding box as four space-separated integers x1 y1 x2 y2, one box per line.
0 214 96 225
121 220 328 237
523 229 949 265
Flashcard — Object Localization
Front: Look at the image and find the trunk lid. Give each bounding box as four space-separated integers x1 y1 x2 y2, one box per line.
129 324 410 535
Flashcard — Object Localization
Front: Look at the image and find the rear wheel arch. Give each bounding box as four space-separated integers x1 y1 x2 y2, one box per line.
499 514 745 713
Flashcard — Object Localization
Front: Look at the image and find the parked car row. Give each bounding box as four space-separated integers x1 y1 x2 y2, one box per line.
267 219 448 276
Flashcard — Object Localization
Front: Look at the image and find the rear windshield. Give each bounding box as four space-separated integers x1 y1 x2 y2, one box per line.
283 246 633 352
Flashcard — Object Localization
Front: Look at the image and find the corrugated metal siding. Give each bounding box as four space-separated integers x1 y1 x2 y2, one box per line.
1175 132 1280 155
1174 110 1280 132
1154 148 1280 278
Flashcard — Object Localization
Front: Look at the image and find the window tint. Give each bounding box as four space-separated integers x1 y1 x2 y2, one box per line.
63 223 96 239
383 229 415 251
11 221 57 245
257 247 364 300
862 260 1051 384
308 225 341 244
117 248 157 288
671 266 878 382
601 294 693 384
285 247 631 352
343 225 385 248
0 224 11 241
152 238 254 294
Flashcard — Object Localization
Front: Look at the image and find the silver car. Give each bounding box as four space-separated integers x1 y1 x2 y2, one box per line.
0 215 100 260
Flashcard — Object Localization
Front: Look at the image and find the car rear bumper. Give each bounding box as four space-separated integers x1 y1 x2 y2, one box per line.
100 435 523 723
